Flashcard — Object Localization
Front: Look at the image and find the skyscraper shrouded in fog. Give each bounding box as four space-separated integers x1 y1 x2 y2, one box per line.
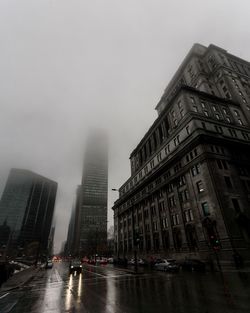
112 44 250 268
66 131 108 257
0 168 57 255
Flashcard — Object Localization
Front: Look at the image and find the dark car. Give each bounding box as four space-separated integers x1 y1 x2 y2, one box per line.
180 259 206 272
45 260 53 269
69 260 82 274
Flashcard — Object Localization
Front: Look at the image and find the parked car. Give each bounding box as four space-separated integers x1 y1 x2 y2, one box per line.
87 259 95 265
154 259 179 272
96 258 108 265
69 260 82 274
128 258 135 265
45 260 53 269
180 259 206 272
82 257 89 263
138 259 148 266
100 258 108 265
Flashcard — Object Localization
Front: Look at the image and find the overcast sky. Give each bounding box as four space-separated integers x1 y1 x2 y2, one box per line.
0 0 250 252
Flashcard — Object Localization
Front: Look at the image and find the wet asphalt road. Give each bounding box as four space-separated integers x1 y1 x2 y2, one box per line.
0 262 250 313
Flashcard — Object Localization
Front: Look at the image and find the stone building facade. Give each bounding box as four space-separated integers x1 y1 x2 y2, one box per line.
112 44 250 266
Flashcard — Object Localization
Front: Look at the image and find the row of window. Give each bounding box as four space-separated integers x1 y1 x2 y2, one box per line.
202 121 250 140
119 209 195 235
120 162 202 211
193 102 244 125
121 129 194 196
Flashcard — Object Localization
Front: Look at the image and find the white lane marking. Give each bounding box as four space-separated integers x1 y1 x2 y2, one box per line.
54 268 62 282
0 292 9 299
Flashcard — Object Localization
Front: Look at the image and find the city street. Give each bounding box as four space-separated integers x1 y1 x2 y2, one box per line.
0 262 250 313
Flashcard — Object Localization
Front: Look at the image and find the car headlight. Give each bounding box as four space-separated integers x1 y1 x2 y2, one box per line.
80 265 82 267
71 266 73 268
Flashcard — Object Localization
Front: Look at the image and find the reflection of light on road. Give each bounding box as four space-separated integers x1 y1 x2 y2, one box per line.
77 273 82 297
39 268 63 313
105 274 116 313
65 274 73 311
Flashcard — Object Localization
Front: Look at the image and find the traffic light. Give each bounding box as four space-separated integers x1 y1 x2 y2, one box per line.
209 235 220 251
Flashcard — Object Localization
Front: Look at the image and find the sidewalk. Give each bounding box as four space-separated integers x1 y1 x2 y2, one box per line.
0 266 39 292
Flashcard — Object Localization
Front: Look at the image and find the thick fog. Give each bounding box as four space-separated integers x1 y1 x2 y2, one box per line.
0 0 250 252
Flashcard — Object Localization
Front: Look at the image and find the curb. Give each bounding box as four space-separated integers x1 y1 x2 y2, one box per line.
0 267 40 292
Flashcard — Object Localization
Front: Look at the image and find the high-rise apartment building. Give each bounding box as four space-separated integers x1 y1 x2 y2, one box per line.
112 44 250 267
0 168 57 253
77 132 108 256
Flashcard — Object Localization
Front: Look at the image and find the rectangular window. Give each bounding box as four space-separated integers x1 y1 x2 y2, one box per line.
189 209 194 221
172 215 176 226
224 176 233 188
215 125 223 134
184 189 189 200
202 202 210 216
157 153 162 162
185 211 190 222
197 181 204 193
228 128 237 137
165 218 168 228
191 164 201 176
176 214 180 225
222 160 228 170
232 198 240 212
242 132 250 140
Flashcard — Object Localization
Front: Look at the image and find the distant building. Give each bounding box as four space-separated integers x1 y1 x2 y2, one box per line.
0 168 57 254
65 203 77 256
47 225 55 256
112 44 250 267
65 185 82 257
77 131 108 256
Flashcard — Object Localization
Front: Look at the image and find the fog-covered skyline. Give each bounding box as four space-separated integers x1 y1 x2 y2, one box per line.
1 0 250 252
